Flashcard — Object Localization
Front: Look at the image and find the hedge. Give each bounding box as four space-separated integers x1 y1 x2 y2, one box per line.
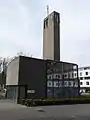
20 97 90 107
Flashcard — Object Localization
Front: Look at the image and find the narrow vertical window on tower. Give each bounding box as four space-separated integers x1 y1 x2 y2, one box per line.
44 21 45 29
54 13 58 23
46 18 48 27
54 13 57 22
44 18 48 29
55 14 57 20
57 15 59 23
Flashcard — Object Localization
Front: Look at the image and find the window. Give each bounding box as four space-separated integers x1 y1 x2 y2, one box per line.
55 74 58 78
49 82 51 85
54 82 58 87
56 82 58 87
55 14 57 19
84 67 90 70
84 68 87 70
58 75 60 78
80 82 83 85
44 21 45 29
86 72 88 75
74 82 78 87
64 74 67 77
44 18 48 29
56 16 59 22
72 73 73 77
47 75 52 80
47 81 52 87
86 82 89 85
73 82 75 86
68 81 71 86
48 75 52 80
73 65 77 70
74 73 77 77
46 18 48 27
59 81 62 87
49 76 51 79
85 77 90 80
68 73 70 78
64 73 68 78
80 77 83 80
80 72 82 76
64 81 68 87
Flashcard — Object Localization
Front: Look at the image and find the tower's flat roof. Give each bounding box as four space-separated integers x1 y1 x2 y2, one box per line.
44 11 60 20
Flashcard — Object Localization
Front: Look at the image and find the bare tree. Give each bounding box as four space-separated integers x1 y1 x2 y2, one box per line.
0 57 2 73
0 57 11 88
16 51 32 57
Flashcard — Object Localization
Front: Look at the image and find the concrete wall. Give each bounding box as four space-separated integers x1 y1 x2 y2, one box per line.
6 57 20 103
19 56 47 99
43 11 60 61
6 57 19 85
43 12 54 60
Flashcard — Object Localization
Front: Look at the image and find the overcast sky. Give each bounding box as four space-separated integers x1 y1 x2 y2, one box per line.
0 0 90 67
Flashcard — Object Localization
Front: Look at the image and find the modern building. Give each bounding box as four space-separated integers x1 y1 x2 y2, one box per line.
79 66 90 93
6 56 79 103
6 10 80 103
46 60 79 98
43 11 60 61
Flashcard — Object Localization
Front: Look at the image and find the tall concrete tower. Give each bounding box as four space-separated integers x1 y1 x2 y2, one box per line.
43 11 60 61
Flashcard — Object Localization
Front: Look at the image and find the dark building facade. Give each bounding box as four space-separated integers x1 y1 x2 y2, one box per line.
6 56 46 103
6 56 79 103
46 60 79 98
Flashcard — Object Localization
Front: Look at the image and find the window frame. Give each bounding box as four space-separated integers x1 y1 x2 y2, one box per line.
86 81 89 85
86 72 88 75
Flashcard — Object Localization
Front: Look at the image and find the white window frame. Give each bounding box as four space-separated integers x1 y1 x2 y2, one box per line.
54 81 59 87
64 81 68 87
47 81 53 87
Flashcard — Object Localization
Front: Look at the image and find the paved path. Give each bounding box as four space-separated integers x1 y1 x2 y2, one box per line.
0 100 26 110
0 100 90 120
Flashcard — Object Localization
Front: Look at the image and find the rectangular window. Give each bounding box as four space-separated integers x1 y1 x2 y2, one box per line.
44 18 48 29
46 18 48 27
72 73 74 78
74 73 77 77
86 72 88 75
59 81 62 87
64 73 68 79
58 75 60 79
80 77 83 80
68 81 71 86
55 74 58 79
47 81 52 87
44 21 45 29
84 68 87 70
84 77 90 80
56 82 58 86
86 82 89 85
80 72 82 76
64 81 68 87
80 82 83 85
47 75 52 80
54 81 59 87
